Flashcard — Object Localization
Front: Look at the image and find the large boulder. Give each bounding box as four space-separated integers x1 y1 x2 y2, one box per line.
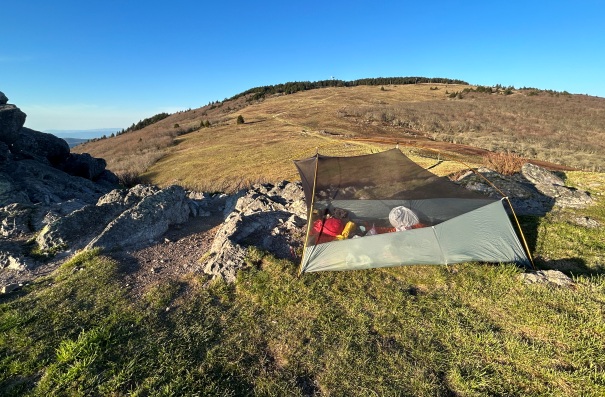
0 91 8 105
3 159 109 205
456 164 593 215
11 127 70 165
203 181 306 282
520 163 593 208
0 104 26 145
60 153 107 180
36 184 164 252
521 163 565 186
86 185 191 251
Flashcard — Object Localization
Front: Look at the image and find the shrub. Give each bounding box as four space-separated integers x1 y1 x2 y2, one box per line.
236 115 245 124
483 151 525 175
116 170 144 188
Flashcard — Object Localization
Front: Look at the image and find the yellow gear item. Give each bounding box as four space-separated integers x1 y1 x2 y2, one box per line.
336 221 356 240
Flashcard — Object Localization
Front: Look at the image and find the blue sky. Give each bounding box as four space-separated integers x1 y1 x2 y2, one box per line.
2 1 604 131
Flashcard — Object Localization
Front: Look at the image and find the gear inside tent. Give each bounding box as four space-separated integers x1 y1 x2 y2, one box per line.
294 148 532 273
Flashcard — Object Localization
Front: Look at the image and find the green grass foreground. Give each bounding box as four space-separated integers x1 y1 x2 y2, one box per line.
2 173 605 396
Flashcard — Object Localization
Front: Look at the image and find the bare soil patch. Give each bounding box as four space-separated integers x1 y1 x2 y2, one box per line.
110 211 224 300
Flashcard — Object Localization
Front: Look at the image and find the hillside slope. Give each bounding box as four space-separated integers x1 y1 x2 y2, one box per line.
75 83 605 192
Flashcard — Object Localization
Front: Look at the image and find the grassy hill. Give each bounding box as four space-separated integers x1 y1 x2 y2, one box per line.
74 82 605 192
3 80 604 395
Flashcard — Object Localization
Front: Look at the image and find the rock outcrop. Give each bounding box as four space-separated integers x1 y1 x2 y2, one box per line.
11 127 70 165
0 92 118 211
455 163 593 215
87 185 190 251
34 184 191 252
0 92 217 289
202 181 306 282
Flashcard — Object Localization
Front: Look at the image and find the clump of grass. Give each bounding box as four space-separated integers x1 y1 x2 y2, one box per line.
115 170 144 188
483 150 525 175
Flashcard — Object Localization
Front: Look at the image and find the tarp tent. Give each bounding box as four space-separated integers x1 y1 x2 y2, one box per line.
294 148 531 273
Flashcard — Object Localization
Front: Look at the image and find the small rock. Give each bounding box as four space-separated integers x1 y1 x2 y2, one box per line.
4 255 33 271
520 270 575 287
1 283 20 294
571 216 601 229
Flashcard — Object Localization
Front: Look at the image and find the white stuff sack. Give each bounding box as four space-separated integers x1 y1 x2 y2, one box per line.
388 206 419 231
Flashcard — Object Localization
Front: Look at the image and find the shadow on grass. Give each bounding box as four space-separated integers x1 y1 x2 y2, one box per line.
536 257 605 278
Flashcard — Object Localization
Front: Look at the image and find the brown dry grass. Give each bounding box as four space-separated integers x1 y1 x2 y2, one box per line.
483 151 526 175
75 84 605 192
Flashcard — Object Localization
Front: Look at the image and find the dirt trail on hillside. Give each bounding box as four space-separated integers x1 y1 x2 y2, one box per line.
351 136 576 171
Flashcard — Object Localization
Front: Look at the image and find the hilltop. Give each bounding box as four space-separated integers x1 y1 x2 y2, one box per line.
74 80 605 192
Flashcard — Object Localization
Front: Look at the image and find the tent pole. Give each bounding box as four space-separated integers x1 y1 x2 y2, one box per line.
502 197 536 270
298 151 320 276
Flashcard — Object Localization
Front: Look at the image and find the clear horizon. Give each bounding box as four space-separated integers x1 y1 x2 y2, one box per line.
2 0 604 131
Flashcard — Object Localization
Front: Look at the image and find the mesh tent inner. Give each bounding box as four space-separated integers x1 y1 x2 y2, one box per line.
294 149 498 247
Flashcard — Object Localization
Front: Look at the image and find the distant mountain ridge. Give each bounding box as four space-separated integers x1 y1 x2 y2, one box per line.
62 137 90 148
46 128 121 140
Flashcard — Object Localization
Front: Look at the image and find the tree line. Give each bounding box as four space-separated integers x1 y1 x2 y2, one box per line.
230 77 469 102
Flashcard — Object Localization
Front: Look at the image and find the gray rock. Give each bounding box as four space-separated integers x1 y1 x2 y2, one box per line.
3 159 110 205
0 172 32 207
86 185 190 251
520 270 575 287
12 127 70 165
456 164 593 215
0 203 35 237
186 190 221 217
0 252 33 271
202 240 248 283
521 163 565 186
95 169 120 188
538 184 593 208
97 184 159 206
0 91 7 105
7 255 33 271
0 104 26 144
36 204 120 251
36 186 158 252
0 141 12 163
570 216 601 229
203 181 305 282
1 284 20 294
60 152 107 180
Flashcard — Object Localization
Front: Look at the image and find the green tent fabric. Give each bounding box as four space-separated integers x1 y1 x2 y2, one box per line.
294 149 531 273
